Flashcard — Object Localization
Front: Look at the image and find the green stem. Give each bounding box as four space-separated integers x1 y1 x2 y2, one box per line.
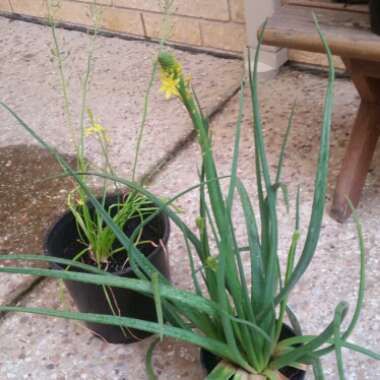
131 0 174 182
131 59 159 182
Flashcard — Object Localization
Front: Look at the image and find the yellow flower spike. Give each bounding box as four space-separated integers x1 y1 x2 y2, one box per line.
85 109 111 143
85 126 95 136
158 51 179 75
159 75 180 99
93 122 105 134
173 62 183 77
158 52 192 100
85 126 101 137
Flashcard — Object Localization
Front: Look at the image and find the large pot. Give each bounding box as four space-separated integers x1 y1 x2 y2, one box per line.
200 323 306 380
370 0 380 36
44 193 170 344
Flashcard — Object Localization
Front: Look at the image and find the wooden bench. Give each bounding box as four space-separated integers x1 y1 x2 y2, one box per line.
261 4 380 222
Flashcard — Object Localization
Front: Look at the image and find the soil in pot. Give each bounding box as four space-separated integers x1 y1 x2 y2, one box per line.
200 323 306 380
45 193 170 344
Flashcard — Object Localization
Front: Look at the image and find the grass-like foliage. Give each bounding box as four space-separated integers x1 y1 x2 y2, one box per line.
0 16 379 380
45 0 165 267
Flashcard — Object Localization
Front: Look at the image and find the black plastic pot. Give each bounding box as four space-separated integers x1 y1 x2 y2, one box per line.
370 0 380 36
200 324 306 380
44 193 170 344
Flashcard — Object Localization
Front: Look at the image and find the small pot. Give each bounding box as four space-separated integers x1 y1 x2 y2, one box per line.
44 193 170 344
200 324 306 380
370 0 380 36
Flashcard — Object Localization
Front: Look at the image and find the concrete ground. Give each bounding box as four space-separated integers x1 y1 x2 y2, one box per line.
1 16 379 380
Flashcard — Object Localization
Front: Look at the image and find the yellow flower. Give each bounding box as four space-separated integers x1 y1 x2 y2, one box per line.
159 74 180 99
173 63 183 77
86 109 109 140
85 121 111 144
85 122 105 136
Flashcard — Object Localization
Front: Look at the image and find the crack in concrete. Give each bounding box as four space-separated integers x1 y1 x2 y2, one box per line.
0 276 45 323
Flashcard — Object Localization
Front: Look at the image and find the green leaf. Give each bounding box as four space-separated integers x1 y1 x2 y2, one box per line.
152 273 164 341
286 306 302 337
0 264 217 316
183 232 203 296
334 328 346 380
226 79 245 211
270 302 348 370
0 254 111 275
312 358 325 380
0 305 238 362
271 14 335 311
275 101 296 185
236 179 264 310
250 23 279 325
272 183 289 213
146 337 160 380
223 82 261 367
206 361 237 380
341 200 366 340
340 341 380 361
312 200 367 359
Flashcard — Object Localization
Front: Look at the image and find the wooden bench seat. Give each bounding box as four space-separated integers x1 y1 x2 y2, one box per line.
261 5 380 222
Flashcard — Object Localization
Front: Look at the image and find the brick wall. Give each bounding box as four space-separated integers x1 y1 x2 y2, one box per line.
0 0 246 54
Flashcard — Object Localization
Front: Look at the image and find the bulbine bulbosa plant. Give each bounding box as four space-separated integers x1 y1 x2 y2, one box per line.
0 17 379 379
44 0 166 268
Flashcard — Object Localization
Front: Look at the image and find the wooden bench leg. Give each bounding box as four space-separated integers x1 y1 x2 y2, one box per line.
331 59 380 223
331 101 380 222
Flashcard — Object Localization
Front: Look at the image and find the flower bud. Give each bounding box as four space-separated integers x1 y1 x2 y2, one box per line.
158 51 178 73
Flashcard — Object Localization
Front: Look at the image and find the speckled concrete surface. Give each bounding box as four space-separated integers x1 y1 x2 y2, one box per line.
0 16 242 179
0 16 379 380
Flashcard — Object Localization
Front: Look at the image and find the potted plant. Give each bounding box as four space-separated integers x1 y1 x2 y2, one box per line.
1 18 379 378
44 189 170 344
0 4 171 344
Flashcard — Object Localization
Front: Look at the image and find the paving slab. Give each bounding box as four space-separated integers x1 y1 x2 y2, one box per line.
0 16 242 180
0 16 241 308
1 52 380 380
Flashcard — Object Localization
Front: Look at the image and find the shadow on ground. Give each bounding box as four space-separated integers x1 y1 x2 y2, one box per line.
0 144 75 255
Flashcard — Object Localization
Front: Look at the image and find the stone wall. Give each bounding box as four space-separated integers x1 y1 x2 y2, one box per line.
0 0 246 54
